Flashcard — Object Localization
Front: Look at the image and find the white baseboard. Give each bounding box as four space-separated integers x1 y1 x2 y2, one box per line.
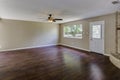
109 54 120 69
59 43 111 57
0 44 57 52
104 54 110 57
58 43 90 52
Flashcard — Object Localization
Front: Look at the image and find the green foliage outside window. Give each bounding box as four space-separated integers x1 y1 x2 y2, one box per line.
64 24 83 38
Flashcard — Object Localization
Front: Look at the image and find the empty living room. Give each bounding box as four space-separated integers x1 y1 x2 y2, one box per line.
0 0 120 80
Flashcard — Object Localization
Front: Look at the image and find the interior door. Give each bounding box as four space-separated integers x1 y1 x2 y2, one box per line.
90 21 104 54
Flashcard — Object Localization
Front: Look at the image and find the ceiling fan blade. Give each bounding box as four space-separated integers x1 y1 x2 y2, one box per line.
53 20 56 22
54 19 63 20
48 17 51 20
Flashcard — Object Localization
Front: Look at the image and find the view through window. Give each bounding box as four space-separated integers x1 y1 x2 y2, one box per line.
92 25 102 39
64 24 83 38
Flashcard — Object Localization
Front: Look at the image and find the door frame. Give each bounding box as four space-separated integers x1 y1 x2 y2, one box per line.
89 21 105 54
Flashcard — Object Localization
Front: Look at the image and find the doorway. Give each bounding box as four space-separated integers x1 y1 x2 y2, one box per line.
89 21 105 54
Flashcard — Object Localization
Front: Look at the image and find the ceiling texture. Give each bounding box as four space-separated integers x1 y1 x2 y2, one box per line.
0 0 118 23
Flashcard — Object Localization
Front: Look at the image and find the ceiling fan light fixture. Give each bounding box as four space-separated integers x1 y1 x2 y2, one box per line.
48 19 53 22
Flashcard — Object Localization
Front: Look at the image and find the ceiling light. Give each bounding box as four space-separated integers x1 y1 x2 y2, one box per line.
48 19 53 22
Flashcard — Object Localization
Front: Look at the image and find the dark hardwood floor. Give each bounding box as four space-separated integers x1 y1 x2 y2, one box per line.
0 45 120 80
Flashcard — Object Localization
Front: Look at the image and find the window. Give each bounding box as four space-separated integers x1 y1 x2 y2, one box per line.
92 25 102 39
63 24 83 38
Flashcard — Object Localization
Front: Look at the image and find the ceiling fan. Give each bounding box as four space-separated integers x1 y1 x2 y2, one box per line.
40 14 63 22
48 14 63 22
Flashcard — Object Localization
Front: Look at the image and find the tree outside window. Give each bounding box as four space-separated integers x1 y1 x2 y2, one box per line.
64 24 83 38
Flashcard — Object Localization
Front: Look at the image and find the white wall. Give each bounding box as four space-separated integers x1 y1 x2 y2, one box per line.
59 13 116 55
0 19 59 51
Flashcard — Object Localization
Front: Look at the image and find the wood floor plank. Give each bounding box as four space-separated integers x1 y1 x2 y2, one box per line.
0 45 119 80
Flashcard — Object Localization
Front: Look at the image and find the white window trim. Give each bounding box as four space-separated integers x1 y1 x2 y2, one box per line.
63 24 83 39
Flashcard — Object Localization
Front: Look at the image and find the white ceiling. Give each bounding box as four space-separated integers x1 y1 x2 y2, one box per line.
0 0 118 23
